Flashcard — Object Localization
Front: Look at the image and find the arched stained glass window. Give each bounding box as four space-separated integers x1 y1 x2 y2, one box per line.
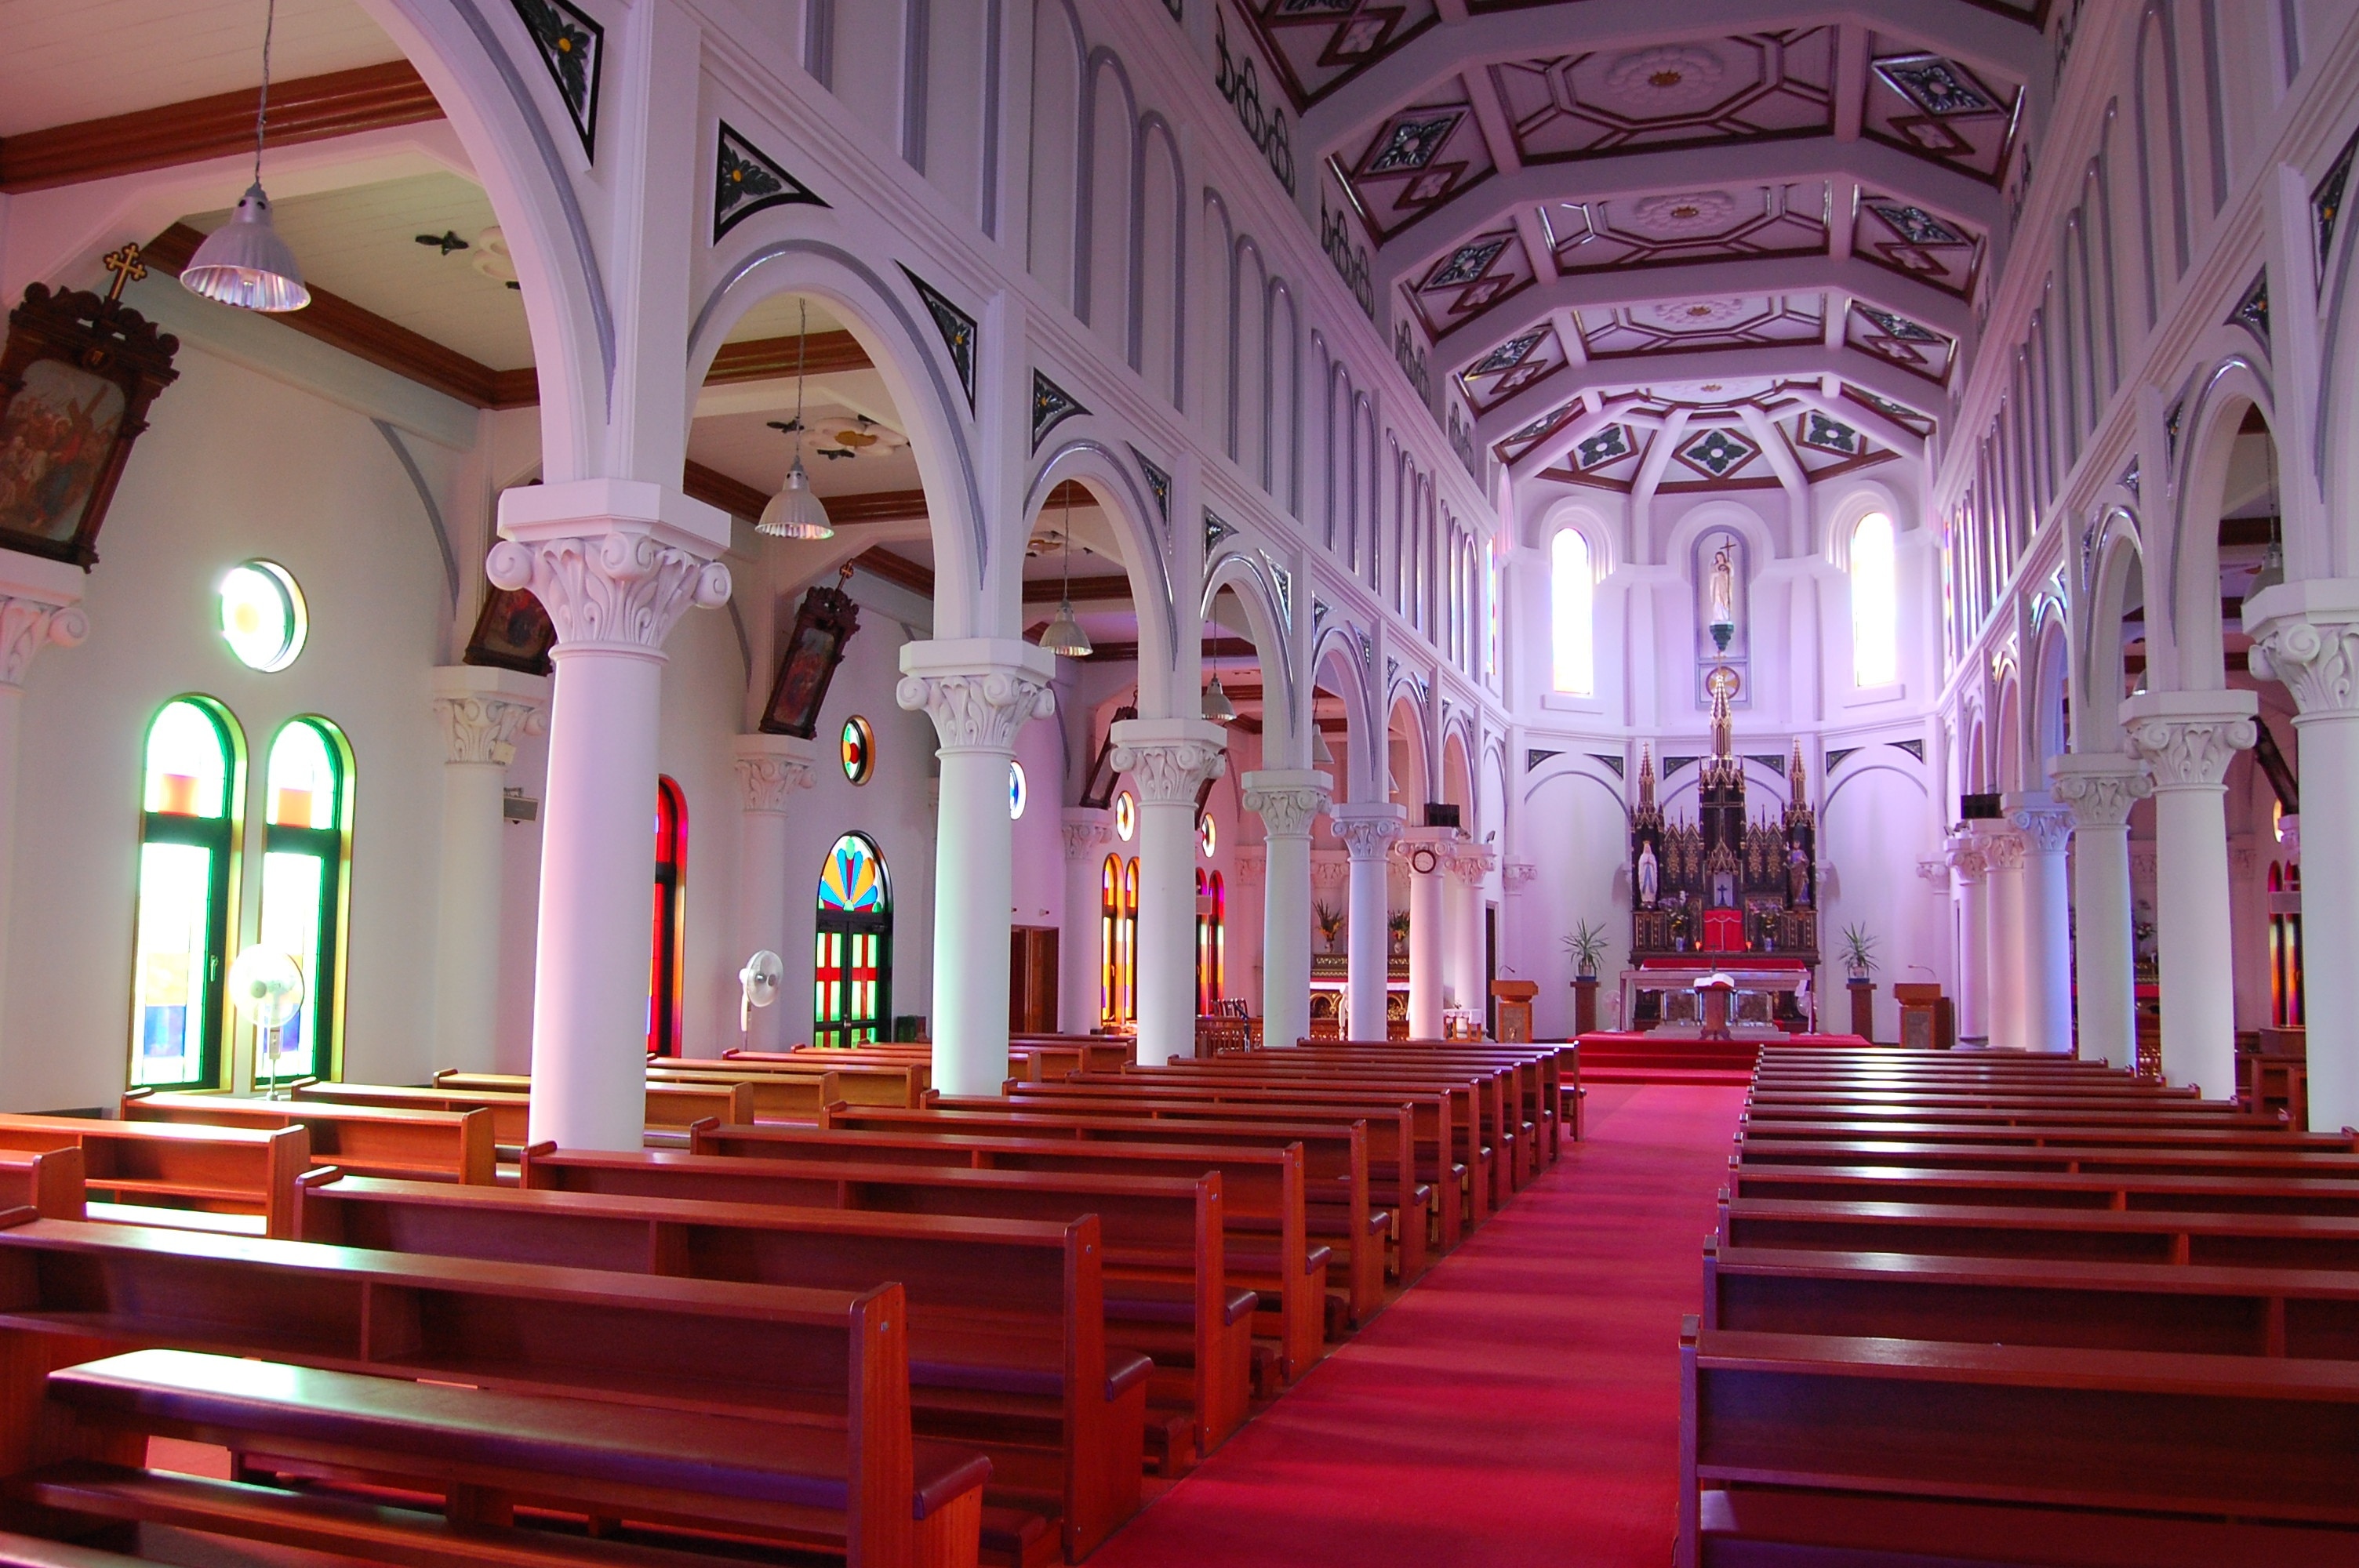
815 832 892 1046
256 717 351 1083
1550 528 1594 696
649 778 687 1057
1852 511 1899 687
1196 870 1226 1014
131 697 244 1089
1101 856 1139 1029
1100 854 1120 1026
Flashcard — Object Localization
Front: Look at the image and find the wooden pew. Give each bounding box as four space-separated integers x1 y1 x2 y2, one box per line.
1733 1136 2359 1181
0 1116 305 1238
1256 1040 1573 1160
990 1083 1434 1277
816 1103 1386 1331
1678 1322 2359 1566
0 1214 988 1568
298 1082 754 1146
293 1172 1143 1561
35 1348 993 1568
1720 1194 2359 1269
1729 1160 2359 1214
1166 1056 1521 1196
440 1064 929 1114
0 1531 169 1568
1736 1117 2357 1153
519 1146 1250 1467
122 1091 496 1185
0 1150 82 1221
688 1121 1329 1385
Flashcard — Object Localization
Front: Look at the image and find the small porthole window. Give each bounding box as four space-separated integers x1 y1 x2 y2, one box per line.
219 561 307 672
840 716 874 785
1114 789 1136 841
1010 760 1028 820
1199 815 1216 857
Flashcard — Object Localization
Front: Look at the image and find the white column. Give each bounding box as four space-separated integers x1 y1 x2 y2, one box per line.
2248 584 2359 1128
1446 841 1496 1031
1982 826 2026 1051
897 639 1059 1095
1060 808 1114 1036
1110 719 1230 1066
1240 770 1332 1051
1333 804 1405 1040
486 481 732 1149
732 735 817 1054
2006 797 2077 1055
1399 829 1451 1040
2048 755 2152 1069
1945 833 1991 1044
429 666 547 1074
2123 691 2258 1096
0 557 87 1071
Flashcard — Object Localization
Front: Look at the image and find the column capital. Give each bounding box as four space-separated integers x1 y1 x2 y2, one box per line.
487 481 732 657
1983 827 2027 873
2001 789 2077 855
1061 806 1114 858
0 554 88 689
1109 717 1229 803
1445 840 1497 884
732 733 818 814
1944 832 1990 882
2121 690 2257 789
1501 858 1538 890
2246 579 2359 717
2048 752 2154 828
431 665 549 766
1332 800 1407 861
1239 768 1333 838
896 637 1058 754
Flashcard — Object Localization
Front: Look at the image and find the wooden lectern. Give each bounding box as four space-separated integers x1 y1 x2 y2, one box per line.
1893 982 1953 1051
1492 981 1539 1043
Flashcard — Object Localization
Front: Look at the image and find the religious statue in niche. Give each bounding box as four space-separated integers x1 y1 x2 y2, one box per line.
1690 528 1750 704
761 567 861 738
0 245 182 567
1637 839 1659 908
1706 543 1736 648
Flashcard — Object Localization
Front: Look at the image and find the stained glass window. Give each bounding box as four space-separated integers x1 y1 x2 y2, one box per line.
841 716 874 784
1197 869 1227 1013
1010 760 1027 820
1101 856 1138 1028
130 697 243 1089
1199 813 1216 856
1100 854 1120 1026
649 778 687 1057
1550 528 1594 695
1852 511 1899 686
1114 789 1136 841
815 832 892 1046
219 561 307 672
255 717 351 1083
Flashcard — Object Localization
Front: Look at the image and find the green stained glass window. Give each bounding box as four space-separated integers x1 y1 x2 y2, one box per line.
130 698 243 1089
255 717 350 1083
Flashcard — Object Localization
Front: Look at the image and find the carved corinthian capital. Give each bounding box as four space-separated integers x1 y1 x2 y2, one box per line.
1061 808 1114 859
2009 804 2076 855
2048 753 2154 829
1239 768 1333 839
431 666 547 766
2121 691 2257 789
896 638 1058 753
485 531 732 654
1332 803 1406 861
733 735 818 814
1447 842 1498 884
1983 828 2027 874
1943 833 1990 883
2251 615 2359 715
0 557 89 689
1110 723 1229 804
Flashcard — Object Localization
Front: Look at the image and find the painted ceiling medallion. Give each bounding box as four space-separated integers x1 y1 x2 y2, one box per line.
1575 424 1634 471
1424 237 1510 290
1601 45 1728 111
1652 297 1749 329
1873 54 1998 118
1466 328 1546 377
1365 110 1464 174
1797 410 1862 456
1867 202 1965 248
1677 426 1759 478
1630 191 1739 238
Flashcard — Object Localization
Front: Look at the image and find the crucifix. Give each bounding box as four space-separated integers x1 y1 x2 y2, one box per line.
101 241 149 303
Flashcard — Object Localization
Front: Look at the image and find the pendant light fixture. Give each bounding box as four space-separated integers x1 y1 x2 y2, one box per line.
181 0 311 313
758 300 836 539
1037 485 1094 657
1312 725 1336 766
2241 464 2284 616
1201 607 1237 723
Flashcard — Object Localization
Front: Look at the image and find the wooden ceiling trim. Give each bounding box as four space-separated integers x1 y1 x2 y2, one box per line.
0 61 442 194
706 330 873 383
850 548 936 597
1020 573 1132 604
682 460 769 521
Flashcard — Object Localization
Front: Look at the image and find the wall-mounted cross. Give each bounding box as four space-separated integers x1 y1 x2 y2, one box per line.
101 241 148 303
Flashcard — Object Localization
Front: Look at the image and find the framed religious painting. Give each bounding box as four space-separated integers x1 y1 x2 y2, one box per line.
761 569 861 738
0 270 183 568
463 583 558 674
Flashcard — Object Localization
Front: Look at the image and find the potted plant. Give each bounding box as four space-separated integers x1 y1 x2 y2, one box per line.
1562 920 1612 1036
1314 902 1345 955
1839 923 1880 1041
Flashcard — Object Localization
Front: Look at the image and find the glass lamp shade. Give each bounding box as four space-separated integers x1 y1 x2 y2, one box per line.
2243 540 2285 615
180 185 311 312
1312 727 1336 766
758 457 835 539
1201 674 1237 723
1038 601 1093 657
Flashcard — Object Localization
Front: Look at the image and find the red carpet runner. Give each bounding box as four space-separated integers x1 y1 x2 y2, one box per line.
1089 1083 1748 1568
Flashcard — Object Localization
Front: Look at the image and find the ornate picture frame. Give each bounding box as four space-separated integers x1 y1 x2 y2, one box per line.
463 583 558 675
761 573 861 738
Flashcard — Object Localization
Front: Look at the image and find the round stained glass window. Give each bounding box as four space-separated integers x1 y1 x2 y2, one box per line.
1010 760 1027 820
1200 814 1216 856
219 561 307 672
841 716 874 785
1114 789 1136 841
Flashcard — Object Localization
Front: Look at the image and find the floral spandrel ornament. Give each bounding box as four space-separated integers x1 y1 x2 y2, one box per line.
713 123 825 243
511 0 604 158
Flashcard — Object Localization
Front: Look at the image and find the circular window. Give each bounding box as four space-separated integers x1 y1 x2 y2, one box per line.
219 561 307 672
1114 789 1136 842
1009 760 1028 820
1199 814 1216 857
840 716 874 785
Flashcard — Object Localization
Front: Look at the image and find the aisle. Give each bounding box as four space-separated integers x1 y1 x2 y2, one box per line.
1088 1083 1747 1568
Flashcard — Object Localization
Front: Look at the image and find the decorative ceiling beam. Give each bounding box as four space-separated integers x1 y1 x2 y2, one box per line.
1376 137 1998 296
682 461 769 521
1298 0 2045 155
0 61 441 194
704 330 874 383
1021 574 1134 604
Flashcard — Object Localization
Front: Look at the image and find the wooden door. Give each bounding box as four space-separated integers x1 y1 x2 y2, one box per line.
1009 927 1060 1033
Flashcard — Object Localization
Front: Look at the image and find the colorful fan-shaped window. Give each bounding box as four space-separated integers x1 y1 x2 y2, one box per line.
815 832 892 1046
841 716 874 784
820 832 888 913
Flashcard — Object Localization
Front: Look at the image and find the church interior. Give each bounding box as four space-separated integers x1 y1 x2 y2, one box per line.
0 0 2354 1563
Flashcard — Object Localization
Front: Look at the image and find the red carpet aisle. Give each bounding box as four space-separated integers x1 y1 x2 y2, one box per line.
1089 1083 1748 1568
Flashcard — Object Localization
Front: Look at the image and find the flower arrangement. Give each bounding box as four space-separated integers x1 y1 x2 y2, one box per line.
1314 902 1345 953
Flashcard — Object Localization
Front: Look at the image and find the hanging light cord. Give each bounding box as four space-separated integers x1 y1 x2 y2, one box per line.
252 0 278 188
1060 488 1075 600
792 300 810 471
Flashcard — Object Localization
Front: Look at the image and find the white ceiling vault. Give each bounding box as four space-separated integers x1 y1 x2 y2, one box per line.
1254 0 2053 485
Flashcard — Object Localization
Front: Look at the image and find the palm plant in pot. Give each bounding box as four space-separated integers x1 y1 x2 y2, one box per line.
1839 923 1880 980
1561 919 1612 980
